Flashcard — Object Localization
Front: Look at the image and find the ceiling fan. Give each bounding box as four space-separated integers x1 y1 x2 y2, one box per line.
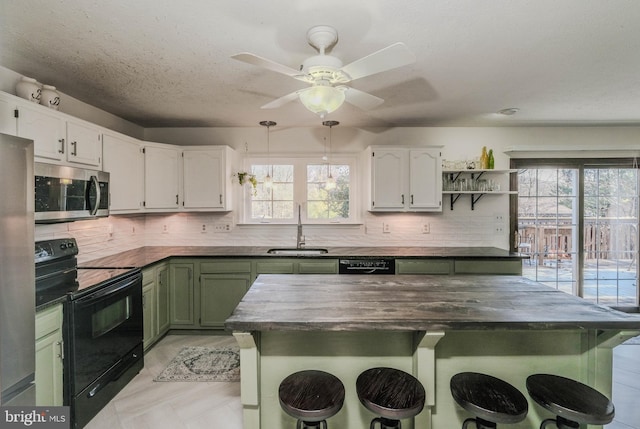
232 25 416 118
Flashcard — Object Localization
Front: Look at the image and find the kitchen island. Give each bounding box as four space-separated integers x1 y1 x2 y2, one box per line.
225 274 640 429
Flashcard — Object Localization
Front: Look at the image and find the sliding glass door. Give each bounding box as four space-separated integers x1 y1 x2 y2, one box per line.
514 160 639 307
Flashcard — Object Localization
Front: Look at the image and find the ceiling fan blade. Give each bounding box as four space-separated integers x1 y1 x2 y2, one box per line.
260 91 300 109
232 52 302 77
343 87 384 110
340 42 416 81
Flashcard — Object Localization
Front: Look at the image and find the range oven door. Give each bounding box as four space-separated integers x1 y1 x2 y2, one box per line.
66 270 143 428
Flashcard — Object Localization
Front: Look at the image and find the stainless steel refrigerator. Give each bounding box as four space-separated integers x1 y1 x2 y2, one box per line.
0 133 35 405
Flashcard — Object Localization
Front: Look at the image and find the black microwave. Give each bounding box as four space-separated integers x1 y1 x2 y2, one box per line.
35 163 109 223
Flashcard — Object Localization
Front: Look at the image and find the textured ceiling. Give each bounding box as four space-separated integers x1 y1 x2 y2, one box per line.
2 0 640 129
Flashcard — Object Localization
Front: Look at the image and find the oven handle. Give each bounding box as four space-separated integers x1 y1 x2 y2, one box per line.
74 274 141 307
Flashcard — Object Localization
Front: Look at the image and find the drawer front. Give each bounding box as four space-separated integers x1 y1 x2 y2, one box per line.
454 260 522 275
200 261 252 274
36 304 63 340
298 260 338 274
255 261 295 274
396 260 452 275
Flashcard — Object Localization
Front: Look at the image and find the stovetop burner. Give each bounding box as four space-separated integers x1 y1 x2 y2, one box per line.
35 238 79 306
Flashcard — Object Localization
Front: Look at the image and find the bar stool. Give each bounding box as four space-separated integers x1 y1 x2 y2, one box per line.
356 367 426 429
278 370 345 429
526 374 615 428
450 372 528 428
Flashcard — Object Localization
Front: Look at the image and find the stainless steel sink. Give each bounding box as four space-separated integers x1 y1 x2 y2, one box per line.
267 248 329 255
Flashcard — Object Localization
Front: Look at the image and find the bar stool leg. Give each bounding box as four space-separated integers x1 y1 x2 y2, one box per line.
370 417 401 429
462 417 497 429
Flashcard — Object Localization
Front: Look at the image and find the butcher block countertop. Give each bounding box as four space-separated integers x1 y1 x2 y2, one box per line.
79 246 524 268
224 274 640 332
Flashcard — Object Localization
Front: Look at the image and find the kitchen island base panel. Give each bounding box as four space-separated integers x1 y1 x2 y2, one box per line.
233 329 636 429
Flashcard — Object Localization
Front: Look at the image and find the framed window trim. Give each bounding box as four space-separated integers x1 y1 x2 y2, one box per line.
240 154 361 225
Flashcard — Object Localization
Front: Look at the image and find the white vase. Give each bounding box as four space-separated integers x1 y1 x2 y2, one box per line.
40 85 61 110
15 77 42 103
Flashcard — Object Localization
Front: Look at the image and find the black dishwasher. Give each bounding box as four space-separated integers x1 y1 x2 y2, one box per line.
338 258 396 274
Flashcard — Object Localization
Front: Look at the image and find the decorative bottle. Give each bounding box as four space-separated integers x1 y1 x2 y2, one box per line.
480 146 489 169
488 149 494 169
40 85 61 110
15 77 42 103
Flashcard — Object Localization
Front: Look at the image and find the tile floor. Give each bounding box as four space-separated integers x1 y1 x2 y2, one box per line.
86 334 640 429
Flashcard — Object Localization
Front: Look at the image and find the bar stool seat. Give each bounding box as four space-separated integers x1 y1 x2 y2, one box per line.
450 372 528 428
526 374 615 428
278 370 345 429
356 367 425 429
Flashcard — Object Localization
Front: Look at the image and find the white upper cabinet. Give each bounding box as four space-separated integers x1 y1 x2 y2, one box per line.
365 146 442 212
408 149 442 210
102 132 144 212
16 101 66 162
0 92 17 135
182 147 235 210
65 119 102 167
10 93 101 167
144 144 181 210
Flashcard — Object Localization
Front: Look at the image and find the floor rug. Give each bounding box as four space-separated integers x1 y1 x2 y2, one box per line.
154 346 240 382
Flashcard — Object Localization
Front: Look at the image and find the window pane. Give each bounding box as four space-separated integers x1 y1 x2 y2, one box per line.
250 164 294 220
306 164 350 220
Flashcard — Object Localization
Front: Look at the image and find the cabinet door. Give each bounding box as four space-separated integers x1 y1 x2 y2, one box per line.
183 149 224 209
0 93 17 135
103 133 144 211
371 149 406 210
144 146 180 209
409 149 442 210
156 264 170 334
200 273 252 327
170 263 194 325
66 120 102 167
35 304 63 406
17 103 65 161
142 281 156 350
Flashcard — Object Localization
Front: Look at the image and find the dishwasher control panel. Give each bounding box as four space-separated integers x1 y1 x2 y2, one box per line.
338 258 396 275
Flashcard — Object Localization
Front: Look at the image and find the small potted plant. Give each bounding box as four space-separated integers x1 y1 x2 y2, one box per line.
236 172 257 195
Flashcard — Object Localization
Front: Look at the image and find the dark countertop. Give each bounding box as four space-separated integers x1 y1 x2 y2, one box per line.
79 246 525 269
224 274 640 332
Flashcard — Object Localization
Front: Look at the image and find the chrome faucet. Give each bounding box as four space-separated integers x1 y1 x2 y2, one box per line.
296 204 305 249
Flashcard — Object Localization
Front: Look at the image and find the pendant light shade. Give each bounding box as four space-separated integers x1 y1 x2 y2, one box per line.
322 120 339 190
299 85 345 118
260 120 276 189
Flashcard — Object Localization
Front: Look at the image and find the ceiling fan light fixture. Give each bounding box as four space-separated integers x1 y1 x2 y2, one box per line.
299 85 345 118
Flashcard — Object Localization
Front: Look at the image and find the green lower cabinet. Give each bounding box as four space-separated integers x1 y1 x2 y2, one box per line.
35 303 63 406
200 273 252 328
298 260 338 274
156 264 170 334
396 259 452 275
142 280 156 350
454 259 522 275
170 263 195 326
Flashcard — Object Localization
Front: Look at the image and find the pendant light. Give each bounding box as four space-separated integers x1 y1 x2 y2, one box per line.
260 120 276 189
322 120 339 190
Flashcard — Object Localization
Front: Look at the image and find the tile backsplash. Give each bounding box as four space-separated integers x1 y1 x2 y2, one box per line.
35 206 510 264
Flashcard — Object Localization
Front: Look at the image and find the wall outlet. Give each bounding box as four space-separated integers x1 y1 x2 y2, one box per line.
422 223 430 234
162 224 169 234
214 224 231 233
201 224 208 233
383 222 391 233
